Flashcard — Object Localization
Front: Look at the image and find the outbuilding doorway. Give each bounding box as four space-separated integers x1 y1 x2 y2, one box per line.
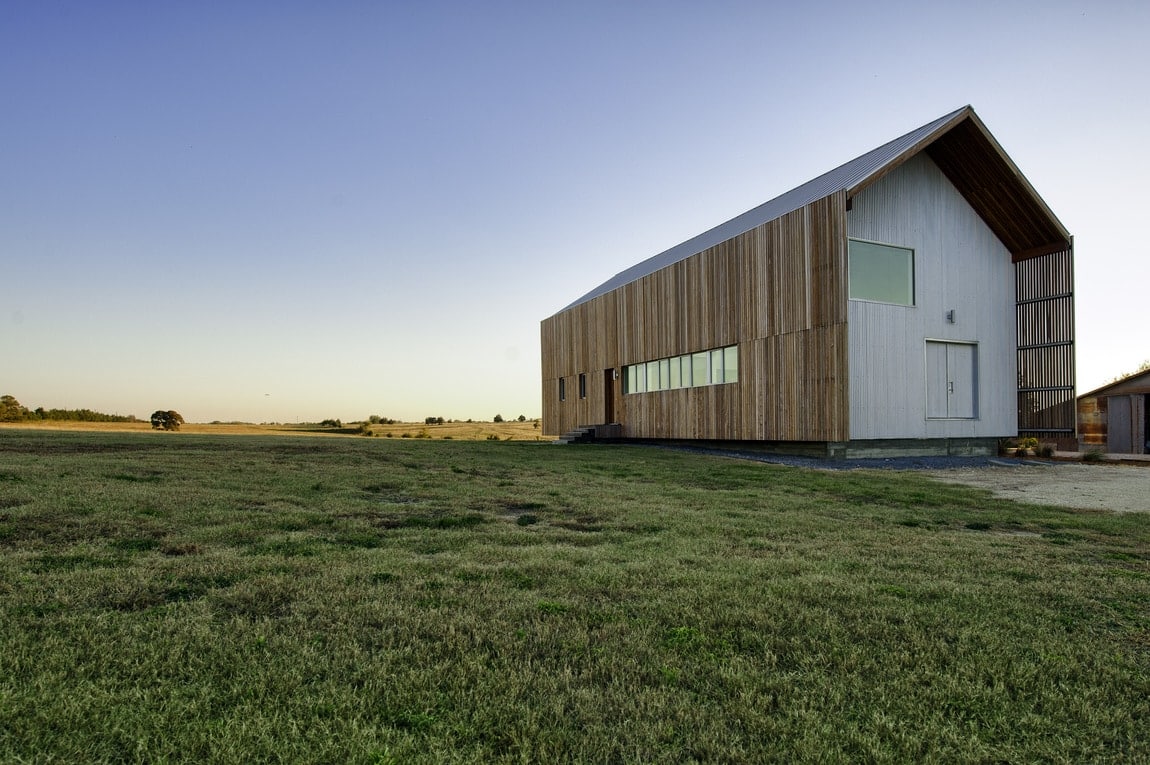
1107 394 1147 454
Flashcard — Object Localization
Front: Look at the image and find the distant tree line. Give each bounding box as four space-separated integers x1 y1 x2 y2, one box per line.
0 395 137 423
1 396 540 428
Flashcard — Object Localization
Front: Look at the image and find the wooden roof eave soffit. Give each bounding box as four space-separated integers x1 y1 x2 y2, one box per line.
843 107 1071 260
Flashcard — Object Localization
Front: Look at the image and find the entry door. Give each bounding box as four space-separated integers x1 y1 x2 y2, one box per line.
1144 395 1149 454
1108 395 1133 453
926 342 977 419
1137 394 1148 454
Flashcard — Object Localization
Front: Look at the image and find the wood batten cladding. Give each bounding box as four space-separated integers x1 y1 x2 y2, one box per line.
541 193 849 440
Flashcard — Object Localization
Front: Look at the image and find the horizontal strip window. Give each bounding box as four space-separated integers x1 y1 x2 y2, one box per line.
623 345 738 394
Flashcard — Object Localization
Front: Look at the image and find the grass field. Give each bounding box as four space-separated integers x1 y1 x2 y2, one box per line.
1 429 1147 763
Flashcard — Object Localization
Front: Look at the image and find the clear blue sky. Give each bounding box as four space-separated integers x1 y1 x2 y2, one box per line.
2 1 1146 423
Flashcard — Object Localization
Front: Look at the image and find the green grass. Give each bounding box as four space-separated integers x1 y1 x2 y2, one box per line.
0 429 1147 763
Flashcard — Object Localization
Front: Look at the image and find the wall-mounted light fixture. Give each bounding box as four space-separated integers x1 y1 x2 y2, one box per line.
946 310 956 324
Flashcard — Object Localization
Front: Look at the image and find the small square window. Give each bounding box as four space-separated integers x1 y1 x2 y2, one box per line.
848 238 914 305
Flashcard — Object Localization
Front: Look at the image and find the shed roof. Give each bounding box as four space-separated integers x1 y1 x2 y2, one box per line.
1079 369 1150 400
559 105 1070 313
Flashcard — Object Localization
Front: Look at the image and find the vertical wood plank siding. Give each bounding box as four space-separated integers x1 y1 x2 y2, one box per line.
1015 246 1076 438
1076 395 1105 447
541 192 849 440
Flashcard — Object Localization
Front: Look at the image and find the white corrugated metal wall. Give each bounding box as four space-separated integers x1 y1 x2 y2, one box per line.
846 153 1017 440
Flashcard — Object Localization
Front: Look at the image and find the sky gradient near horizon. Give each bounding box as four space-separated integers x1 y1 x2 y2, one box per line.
3 1 1147 423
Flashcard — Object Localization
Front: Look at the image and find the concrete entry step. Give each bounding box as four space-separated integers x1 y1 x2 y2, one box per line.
552 424 623 445
552 426 596 445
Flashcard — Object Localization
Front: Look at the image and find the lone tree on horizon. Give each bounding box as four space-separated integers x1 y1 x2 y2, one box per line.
0 394 26 422
150 410 185 431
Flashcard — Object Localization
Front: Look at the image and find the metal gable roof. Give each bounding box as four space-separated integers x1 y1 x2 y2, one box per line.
555 105 1069 314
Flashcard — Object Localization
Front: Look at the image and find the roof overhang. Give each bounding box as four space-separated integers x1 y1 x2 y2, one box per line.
847 106 1072 262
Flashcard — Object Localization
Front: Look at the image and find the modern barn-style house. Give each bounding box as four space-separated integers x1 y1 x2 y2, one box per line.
541 106 1076 456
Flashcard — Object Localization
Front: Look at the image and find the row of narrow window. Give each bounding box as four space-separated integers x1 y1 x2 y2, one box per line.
556 346 738 402
558 373 586 402
624 345 738 394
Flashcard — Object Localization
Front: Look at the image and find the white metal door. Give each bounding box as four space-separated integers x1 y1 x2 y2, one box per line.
926 342 949 419
926 341 977 419
947 344 976 418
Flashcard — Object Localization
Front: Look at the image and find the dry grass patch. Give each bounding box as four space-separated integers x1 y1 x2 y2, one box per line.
0 419 543 440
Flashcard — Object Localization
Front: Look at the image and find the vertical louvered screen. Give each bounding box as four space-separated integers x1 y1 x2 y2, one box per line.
1015 245 1075 442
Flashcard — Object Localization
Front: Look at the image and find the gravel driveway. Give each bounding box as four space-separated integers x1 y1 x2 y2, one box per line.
922 462 1150 514
666 445 1150 514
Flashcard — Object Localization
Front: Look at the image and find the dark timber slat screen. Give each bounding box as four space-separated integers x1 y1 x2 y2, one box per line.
1015 246 1075 439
